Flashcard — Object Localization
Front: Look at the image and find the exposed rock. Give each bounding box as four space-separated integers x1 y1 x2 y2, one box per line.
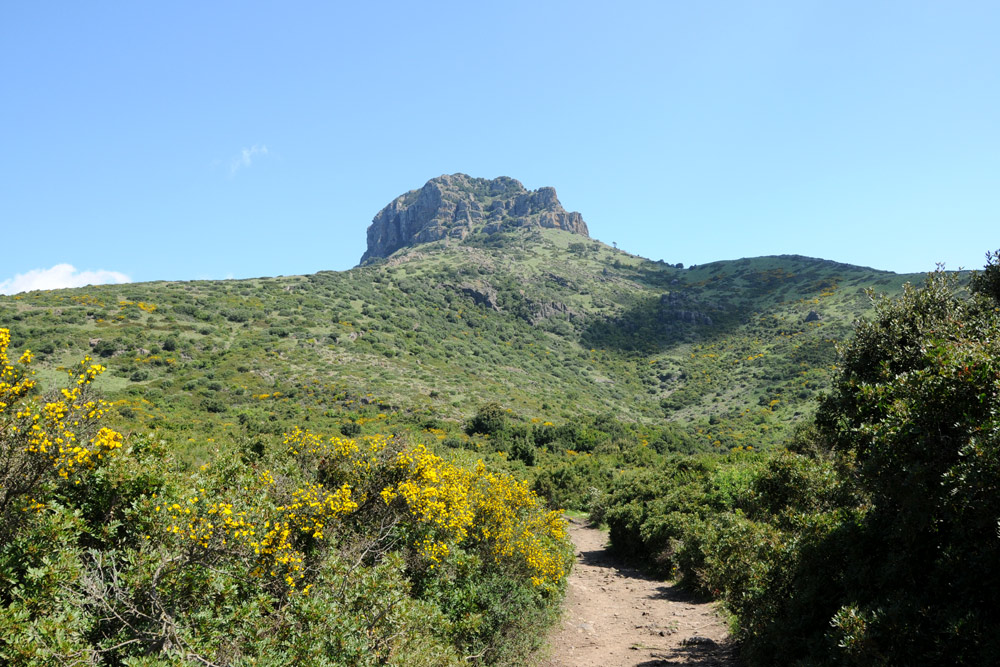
457 282 501 312
529 300 580 325
544 272 574 289
360 174 588 263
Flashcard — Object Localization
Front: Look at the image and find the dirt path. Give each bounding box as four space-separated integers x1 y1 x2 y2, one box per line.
540 519 739 667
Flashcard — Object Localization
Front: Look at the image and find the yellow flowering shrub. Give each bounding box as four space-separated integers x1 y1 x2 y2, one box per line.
468 460 569 587
1 328 125 538
382 444 475 564
0 332 34 402
283 428 571 590
1 329 566 665
160 467 359 593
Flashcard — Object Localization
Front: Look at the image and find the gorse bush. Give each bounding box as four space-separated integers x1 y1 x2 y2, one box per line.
282 427 571 591
1 327 145 662
1 328 125 543
0 328 572 665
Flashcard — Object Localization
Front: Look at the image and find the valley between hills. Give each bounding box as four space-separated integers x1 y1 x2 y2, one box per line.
2 174 996 666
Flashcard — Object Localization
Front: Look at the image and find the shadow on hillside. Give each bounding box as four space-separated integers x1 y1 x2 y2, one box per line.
579 294 746 354
579 259 896 354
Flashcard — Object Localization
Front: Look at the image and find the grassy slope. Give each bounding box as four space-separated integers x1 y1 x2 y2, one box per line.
0 227 928 459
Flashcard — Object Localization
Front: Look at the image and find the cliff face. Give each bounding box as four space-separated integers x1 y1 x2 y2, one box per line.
360 174 588 263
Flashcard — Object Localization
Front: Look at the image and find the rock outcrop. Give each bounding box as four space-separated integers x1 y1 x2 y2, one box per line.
360 174 588 263
456 282 501 312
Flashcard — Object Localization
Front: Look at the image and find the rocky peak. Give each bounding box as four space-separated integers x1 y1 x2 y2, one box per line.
360 174 589 263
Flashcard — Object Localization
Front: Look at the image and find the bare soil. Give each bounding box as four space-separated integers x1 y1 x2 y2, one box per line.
539 519 740 666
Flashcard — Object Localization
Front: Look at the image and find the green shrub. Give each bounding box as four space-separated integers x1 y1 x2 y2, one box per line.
652 265 1000 665
339 420 361 436
531 454 613 511
467 402 509 436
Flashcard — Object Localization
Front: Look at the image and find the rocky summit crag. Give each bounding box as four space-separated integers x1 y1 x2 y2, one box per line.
360 174 588 263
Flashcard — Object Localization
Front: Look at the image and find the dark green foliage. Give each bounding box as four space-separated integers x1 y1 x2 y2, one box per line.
202 397 227 413
339 420 361 437
969 248 1000 303
811 269 1000 664
93 339 119 357
598 263 1000 666
600 456 720 572
546 422 602 452
467 402 509 436
413 567 560 665
509 436 536 466
531 454 612 511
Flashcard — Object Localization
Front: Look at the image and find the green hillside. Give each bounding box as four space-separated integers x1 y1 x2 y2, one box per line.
0 226 924 461
6 174 985 665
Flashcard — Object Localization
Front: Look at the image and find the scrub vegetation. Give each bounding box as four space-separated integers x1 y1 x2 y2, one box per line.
2 223 993 665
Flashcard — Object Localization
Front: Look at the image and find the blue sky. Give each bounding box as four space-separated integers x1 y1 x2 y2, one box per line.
2 1 998 293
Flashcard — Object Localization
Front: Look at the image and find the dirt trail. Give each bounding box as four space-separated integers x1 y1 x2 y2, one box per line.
540 519 739 667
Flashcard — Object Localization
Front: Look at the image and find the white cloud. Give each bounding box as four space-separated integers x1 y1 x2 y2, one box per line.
0 264 132 295
230 144 269 175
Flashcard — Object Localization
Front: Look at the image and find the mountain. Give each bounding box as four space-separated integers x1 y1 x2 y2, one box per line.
361 174 588 263
0 177 930 461
2 177 987 666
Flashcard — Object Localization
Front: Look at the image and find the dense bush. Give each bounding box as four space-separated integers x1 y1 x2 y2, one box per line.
531 453 613 511
812 267 1000 663
599 262 1000 665
467 402 509 436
